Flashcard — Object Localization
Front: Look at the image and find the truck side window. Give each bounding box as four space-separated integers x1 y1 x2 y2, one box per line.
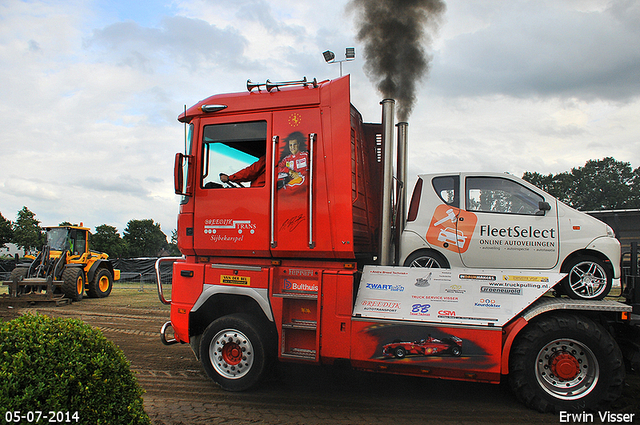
201 121 267 188
432 175 459 208
466 177 544 215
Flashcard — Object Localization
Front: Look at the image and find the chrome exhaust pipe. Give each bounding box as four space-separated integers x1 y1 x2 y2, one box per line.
396 122 408 236
380 99 395 266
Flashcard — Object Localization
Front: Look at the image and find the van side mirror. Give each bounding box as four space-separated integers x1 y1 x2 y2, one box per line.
536 201 551 216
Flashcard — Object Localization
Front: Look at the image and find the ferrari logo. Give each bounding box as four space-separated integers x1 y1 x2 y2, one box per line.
288 113 302 127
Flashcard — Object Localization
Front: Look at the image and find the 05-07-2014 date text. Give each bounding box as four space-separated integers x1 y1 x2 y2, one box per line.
4 411 79 423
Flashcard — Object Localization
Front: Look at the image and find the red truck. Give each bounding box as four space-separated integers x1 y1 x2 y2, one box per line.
157 76 640 413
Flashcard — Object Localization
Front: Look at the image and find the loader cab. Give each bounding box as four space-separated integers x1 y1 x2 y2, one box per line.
46 226 89 257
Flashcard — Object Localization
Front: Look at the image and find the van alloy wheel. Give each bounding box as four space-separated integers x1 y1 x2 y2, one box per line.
561 257 611 300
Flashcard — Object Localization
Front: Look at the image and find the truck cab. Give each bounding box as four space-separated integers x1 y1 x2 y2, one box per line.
174 76 382 262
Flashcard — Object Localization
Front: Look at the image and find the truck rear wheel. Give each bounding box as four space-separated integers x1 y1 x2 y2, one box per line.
200 313 270 391
509 313 624 413
88 268 113 298
61 267 84 301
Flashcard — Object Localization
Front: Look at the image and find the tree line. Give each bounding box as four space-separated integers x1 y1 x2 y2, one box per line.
522 157 640 210
0 207 179 259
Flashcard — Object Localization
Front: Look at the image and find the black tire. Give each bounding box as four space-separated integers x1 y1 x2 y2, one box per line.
87 268 113 298
560 256 612 300
450 346 462 357
403 250 450 268
200 313 271 391
509 313 624 413
61 267 84 301
8 267 29 296
394 347 407 359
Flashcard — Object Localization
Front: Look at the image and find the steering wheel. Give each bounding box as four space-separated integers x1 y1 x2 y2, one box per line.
223 180 244 188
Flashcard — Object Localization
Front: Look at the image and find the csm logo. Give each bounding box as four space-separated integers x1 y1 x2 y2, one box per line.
438 310 456 316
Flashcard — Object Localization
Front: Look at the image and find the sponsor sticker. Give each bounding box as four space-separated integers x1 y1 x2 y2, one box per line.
283 278 318 293
441 284 466 294
459 274 496 281
503 275 550 282
360 299 401 313
481 286 522 295
365 283 405 292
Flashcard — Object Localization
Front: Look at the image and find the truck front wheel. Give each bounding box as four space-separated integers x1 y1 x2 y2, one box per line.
200 313 270 391
509 313 624 413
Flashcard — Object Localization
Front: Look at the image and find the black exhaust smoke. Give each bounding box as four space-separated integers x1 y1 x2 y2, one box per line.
349 0 446 121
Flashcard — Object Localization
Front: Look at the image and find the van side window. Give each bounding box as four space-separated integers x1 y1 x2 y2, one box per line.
201 121 267 188
432 175 459 208
466 177 544 215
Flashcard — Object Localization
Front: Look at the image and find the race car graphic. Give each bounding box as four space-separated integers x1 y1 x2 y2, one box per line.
382 336 463 359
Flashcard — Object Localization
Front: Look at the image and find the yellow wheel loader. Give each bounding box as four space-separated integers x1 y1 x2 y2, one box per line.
3 225 120 301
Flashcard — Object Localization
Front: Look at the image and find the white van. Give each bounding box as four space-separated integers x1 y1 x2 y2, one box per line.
399 172 621 300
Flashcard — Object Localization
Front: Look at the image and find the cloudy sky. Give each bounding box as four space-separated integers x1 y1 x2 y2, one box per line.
1 0 639 238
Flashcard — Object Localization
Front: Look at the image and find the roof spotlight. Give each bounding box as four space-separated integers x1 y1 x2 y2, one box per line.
323 50 336 63
323 48 355 77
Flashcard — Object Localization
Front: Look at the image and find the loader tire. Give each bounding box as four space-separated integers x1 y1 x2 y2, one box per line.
8 267 29 296
61 267 84 301
509 313 624 413
88 268 113 298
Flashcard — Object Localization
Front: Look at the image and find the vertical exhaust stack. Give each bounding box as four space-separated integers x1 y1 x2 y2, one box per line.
379 99 396 266
395 121 408 263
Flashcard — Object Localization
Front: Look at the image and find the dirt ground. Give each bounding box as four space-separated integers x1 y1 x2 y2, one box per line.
1 286 638 425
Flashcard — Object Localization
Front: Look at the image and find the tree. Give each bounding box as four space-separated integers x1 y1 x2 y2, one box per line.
168 229 181 256
12 207 44 254
523 157 640 210
0 212 13 249
123 219 168 258
92 224 127 258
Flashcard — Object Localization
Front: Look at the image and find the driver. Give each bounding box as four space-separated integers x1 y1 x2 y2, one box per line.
219 156 266 187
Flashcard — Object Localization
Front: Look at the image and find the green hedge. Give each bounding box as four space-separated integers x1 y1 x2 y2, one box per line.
0 313 150 425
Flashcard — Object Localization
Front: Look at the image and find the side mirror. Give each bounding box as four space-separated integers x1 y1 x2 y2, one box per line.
174 153 193 196
536 201 551 216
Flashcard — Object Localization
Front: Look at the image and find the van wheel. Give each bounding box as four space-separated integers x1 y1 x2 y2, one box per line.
200 313 270 391
404 250 449 268
560 256 611 300
509 313 624 413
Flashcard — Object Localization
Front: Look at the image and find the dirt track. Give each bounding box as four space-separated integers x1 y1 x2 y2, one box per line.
1 288 638 424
